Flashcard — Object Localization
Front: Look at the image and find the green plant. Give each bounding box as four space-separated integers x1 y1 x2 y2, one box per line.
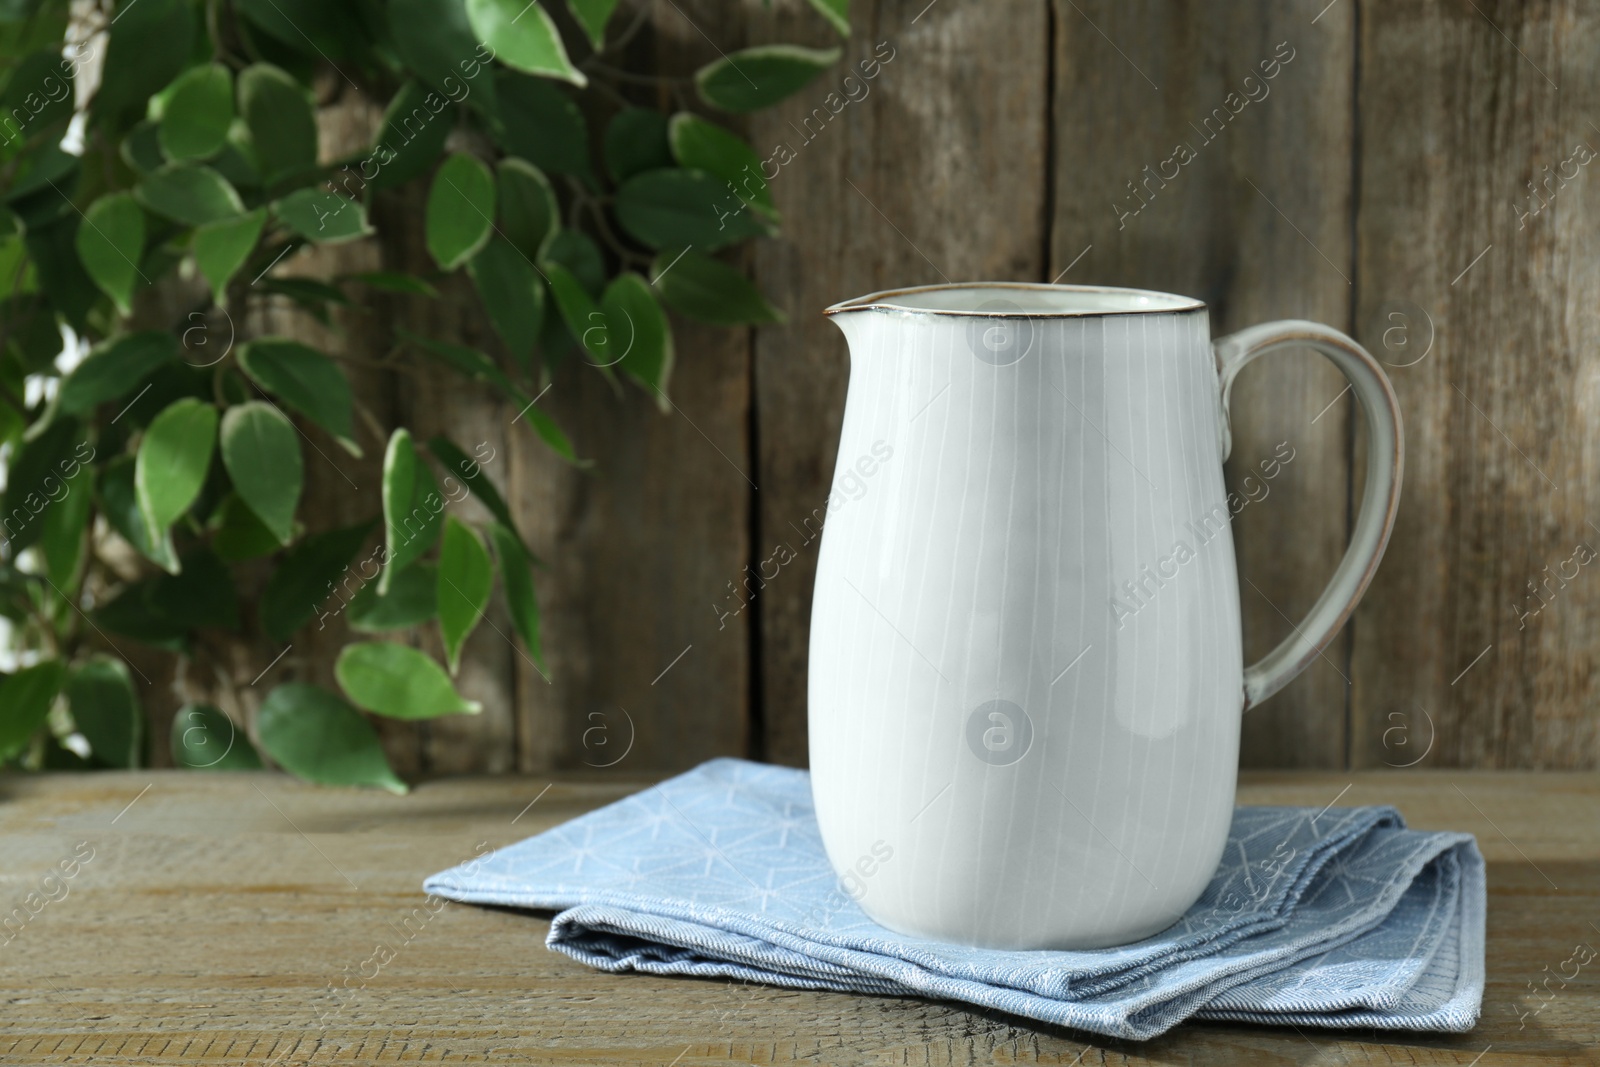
0 0 843 788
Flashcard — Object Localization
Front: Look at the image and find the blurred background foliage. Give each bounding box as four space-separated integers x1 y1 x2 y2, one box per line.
0 0 842 788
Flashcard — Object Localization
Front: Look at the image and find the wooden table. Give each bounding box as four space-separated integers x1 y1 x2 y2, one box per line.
1 771 1595 1066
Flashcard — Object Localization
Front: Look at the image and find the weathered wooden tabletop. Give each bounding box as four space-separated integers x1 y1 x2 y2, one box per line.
1 770 1595 1066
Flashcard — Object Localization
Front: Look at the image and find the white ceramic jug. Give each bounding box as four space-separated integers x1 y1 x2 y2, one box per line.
808 283 1402 949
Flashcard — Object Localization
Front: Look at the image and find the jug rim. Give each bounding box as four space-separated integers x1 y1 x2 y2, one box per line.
823 282 1205 318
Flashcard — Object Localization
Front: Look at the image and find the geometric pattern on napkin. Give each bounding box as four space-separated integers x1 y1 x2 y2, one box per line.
424 758 1483 1040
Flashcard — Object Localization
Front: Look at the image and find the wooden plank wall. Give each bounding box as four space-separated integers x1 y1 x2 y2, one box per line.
737 0 1600 774
268 0 1599 775
1351 0 1600 769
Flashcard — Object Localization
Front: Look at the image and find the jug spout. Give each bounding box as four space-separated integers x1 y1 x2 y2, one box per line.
822 294 883 349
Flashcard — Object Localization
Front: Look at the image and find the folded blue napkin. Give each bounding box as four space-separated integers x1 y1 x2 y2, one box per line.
424 758 1485 1040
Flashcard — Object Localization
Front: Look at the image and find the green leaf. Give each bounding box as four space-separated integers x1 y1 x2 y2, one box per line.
468 236 543 370
544 260 630 385
614 168 772 251
804 0 850 36
95 0 195 126
668 113 776 220
99 455 179 572
601 272 673 404
388 0 496 116
495 71 590 180
237 338 361 456
436 515 492 673
2 51 74 137
426 153 495 270
220 401 303 545
38 447 95 588
148 547 240 629
5 142 79 212
120 121 165 174
695 45 840 113
93 577 185 648
652 247 784 325
234 0 359 59
518 395 582 463
544 260 603 354
467 0 585 85
0 366 24 449
2 295 63 374
159 63 234 162
426 435 518 534
369 80 456 193
257 276 350 307
400 328 517 394
348 561 437 632
75 193 146 315
114 361 213 429
490 522 543 667
496 158 557 260
211 491 282 561
135 397 218 547
66 657 142 768
605 107 672 183
272 188 371 244
59 332 177 415
336 641 482 719
258 519 375 641
0 2 65 41
237 64 318 188
171 703 263 770
343 270 440 298
400 329 581 464
567 0 619 49
380 428 442 593
541 228 604 294
193 208 267 304
212 127 263 192
257 682 407 793
22 214 96 329
1 417 87 555
191 440 233 524
136 164 244 226
0 661 64 763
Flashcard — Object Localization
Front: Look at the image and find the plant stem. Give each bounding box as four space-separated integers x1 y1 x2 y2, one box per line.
598 2 655 57
566 176 647 269
580 59 691 86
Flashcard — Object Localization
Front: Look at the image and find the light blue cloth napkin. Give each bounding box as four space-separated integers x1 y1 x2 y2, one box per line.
424 758 1485 1040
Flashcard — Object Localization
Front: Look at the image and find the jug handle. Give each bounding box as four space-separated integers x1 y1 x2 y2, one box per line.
1212 320 1404 711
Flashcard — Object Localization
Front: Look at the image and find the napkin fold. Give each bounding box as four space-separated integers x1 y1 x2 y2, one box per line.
424 758 1484 1040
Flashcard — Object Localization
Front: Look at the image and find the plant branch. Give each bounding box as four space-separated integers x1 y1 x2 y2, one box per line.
580 74 633 110
580 59 691 86
566 177 648 269
351 394 390 449
596 1 654 57
324 349 426 379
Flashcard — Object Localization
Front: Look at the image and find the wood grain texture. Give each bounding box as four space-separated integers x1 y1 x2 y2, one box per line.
748 0 1052 766
500 0 754 774
1350 0 1600 769
1 769 1594 1065
1049 2 1357 768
